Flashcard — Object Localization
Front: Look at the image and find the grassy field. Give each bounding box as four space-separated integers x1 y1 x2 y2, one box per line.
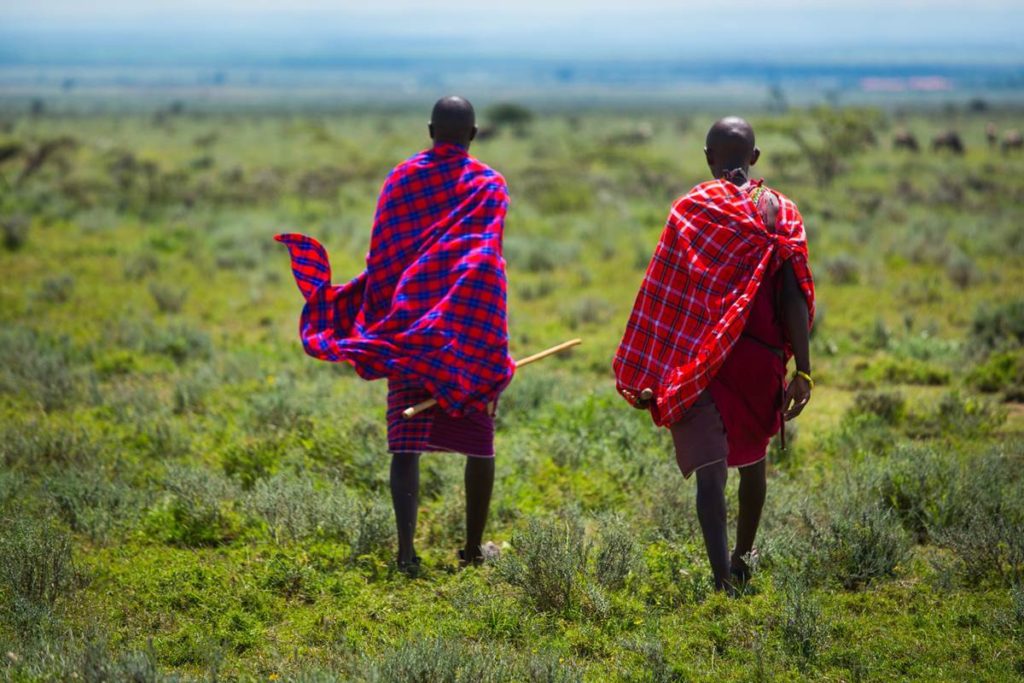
1 104 1023 681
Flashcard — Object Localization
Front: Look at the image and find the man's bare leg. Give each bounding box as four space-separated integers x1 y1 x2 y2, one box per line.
695 460 732 591
463 456 494 564
390 452 421 568
732 459 767 581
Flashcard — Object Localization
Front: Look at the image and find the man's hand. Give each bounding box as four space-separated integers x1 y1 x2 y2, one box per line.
625 388 654 409
783 374 812 421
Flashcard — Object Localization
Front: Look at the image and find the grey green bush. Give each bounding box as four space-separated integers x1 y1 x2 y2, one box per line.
498 513 591 613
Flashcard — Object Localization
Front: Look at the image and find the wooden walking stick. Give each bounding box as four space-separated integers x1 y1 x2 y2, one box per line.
402 338 582 419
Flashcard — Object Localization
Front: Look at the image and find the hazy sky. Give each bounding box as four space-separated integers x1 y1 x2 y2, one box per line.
2 0 1022 62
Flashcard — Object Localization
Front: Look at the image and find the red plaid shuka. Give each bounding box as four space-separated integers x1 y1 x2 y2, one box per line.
276 142 514 417
614 179 815 428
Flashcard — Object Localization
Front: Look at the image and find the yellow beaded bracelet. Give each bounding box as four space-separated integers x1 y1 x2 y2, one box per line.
794 370 814 390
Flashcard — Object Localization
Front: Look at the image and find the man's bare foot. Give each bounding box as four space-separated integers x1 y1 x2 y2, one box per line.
397 555 422 578
730 549 759 585
458 541 500 568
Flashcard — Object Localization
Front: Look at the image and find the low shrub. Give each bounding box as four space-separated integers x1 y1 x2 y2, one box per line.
821 412 897 459
128 413 192 460
49 466 142 543
366 637 582 683
0 328 83 411
497 513 591 613
936 505 1024 586
560 296 612 330
149 282 188 314
244 473 354 543
93 349 141 379
593 513 642 590
0 516 76 629
887 332 960 362
172 363 217 414
144 466 240 547
123 251 161 281
222 438 285 490
142 322 212 365
0 638 175 682
866 356 950 386
0 470 25 510
848 390 906 425
967 349 1024 398
504 237 578 273
773 490 910 590
905 392 1005 440
1 214 30 250
1013 583 1024 631
36 274 75 304
970 300 1024 356
870 445 964 542
825 254 860 285
945 250 980 289
367 637 509 683
644 462 699 541
820 498 910 589
0 419 99 470
84 643 169 683
778 580 828 667
248 378 314 435
349 499 395 561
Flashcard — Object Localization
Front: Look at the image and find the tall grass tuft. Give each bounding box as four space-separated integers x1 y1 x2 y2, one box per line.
778 579 827 668
0 328 83 411
0 516 76 630
49 465 143 543
349 499 395 561
0 418 99 470
593 513 642 590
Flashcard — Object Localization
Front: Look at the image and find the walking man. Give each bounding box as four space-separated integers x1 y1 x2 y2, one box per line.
277 96 513 573
614 117 816 591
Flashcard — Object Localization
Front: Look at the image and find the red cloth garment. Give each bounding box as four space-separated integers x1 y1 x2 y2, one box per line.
614 179 814 428
276 142 514 417
386 378 496 457
708 266 786 467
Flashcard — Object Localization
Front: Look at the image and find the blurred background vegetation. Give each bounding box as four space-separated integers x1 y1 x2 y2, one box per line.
2 1 1024 680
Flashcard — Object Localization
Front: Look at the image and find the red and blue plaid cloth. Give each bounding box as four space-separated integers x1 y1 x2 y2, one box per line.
276 142 514 416
614 179 815 427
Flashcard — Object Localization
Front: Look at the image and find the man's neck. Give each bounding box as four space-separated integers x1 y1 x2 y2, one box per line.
717 167 749 186
433 139 470 152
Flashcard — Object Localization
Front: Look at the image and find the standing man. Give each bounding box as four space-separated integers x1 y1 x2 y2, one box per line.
277 96 513 573
614 117 815 592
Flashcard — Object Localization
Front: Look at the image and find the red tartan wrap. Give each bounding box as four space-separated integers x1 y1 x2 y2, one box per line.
275 143 514 417
613 179 815 427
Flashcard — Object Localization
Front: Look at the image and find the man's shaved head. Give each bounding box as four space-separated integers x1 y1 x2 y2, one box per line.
704 116 760 183
430 96 477 147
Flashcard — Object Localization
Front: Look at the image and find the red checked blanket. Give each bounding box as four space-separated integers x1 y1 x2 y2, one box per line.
614 179 815 427
276 143 514 417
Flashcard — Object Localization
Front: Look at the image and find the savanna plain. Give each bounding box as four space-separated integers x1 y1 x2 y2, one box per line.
1 103 1023 681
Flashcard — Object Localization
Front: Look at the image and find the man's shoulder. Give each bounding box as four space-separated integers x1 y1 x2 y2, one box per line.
669 179 736 213
762 184 800 213
467 156 507 186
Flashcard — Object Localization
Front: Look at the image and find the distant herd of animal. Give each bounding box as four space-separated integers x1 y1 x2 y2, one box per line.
893 123 1023 154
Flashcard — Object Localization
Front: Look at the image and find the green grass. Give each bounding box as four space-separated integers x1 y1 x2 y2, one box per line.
1 105 1023 680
